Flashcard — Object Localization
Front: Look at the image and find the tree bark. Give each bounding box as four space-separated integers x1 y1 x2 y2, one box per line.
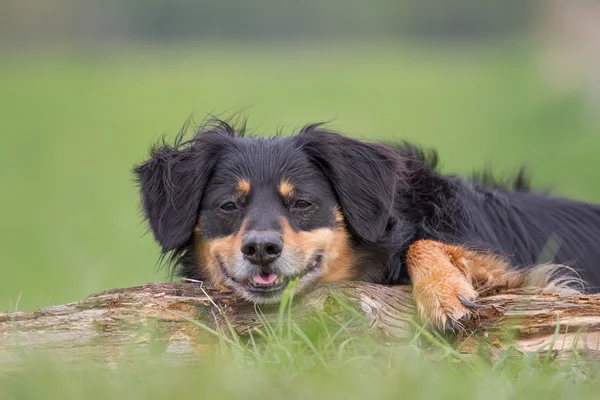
1 282 599 366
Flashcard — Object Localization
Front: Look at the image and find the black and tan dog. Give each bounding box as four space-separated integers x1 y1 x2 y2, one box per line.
134 119 600 330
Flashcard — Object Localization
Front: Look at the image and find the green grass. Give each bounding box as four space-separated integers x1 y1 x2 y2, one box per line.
3 349 599 400
1 42 599 398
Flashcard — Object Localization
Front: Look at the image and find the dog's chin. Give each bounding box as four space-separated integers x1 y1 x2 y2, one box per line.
222 254 324 304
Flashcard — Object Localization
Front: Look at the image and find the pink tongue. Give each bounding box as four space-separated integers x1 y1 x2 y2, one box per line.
253 273 278 285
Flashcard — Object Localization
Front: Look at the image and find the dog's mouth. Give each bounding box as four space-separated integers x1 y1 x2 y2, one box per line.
221 254 324 298
244 273 288 292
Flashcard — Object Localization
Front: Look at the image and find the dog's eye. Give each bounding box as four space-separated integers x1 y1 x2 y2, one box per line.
219 202 237 212
293 200 312 209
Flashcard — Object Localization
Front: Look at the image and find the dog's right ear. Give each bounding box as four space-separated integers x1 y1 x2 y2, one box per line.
133 133 227 252
293 125 403 244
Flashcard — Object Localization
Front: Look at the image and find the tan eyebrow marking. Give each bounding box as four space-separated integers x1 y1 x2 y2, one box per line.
279 179 295 198
236 179 251 195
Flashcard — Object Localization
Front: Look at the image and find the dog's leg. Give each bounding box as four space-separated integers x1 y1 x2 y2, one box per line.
406 239 522 331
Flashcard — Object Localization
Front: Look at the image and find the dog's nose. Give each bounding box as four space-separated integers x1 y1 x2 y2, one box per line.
241 231 283 265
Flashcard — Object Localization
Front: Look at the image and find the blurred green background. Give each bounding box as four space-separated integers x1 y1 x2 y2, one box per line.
2 2 600 399
1 0 600 313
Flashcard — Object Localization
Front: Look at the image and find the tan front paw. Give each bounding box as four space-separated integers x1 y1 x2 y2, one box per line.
412 273 478 332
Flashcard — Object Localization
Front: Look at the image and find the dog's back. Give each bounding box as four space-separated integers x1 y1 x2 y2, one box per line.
473 189 600 292
391 141 600 292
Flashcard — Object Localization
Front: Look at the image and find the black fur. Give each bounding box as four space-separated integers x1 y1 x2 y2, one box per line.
294 124 405 244
134 123 233 252
134 119 600 292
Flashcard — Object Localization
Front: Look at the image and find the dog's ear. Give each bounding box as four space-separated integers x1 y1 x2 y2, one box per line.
133 132 227 252
295 125 402 243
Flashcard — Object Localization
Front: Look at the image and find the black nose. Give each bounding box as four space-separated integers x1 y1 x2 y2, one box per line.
241 231 283 265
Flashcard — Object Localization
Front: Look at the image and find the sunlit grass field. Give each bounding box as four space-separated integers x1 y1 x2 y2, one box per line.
1 42 599 399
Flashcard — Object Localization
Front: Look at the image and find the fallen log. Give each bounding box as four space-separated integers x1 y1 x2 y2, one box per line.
1 282 599 367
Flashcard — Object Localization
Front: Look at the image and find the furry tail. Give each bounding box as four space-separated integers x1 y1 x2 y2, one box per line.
477 263 585 296
521 263 585 295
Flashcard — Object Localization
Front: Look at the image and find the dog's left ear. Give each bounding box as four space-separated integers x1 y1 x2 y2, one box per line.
133 132 228 252
294 125 402 243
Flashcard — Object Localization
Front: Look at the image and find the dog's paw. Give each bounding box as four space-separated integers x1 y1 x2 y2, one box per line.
412 272 478 332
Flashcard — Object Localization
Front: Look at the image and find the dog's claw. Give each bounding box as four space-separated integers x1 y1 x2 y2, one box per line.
442 312 472 332
458 313 472 324
445 319 461 331
459 295 476 308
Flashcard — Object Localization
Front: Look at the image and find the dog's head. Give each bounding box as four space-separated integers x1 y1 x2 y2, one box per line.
134 120 401 302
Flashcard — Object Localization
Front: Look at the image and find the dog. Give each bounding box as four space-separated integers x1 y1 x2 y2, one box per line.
133 119 600 330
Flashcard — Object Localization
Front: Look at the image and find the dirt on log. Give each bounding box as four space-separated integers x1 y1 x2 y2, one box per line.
1 282 600 366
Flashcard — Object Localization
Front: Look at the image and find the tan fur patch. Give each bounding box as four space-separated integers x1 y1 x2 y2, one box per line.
236 179 251 195
279 216 355 282
333 207 345 224
443 244 524 295
406 239 536 329
279 179 295 198
194 220 248 284
406 240 478 329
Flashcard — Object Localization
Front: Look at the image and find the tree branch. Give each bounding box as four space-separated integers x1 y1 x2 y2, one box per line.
1 282 599 366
